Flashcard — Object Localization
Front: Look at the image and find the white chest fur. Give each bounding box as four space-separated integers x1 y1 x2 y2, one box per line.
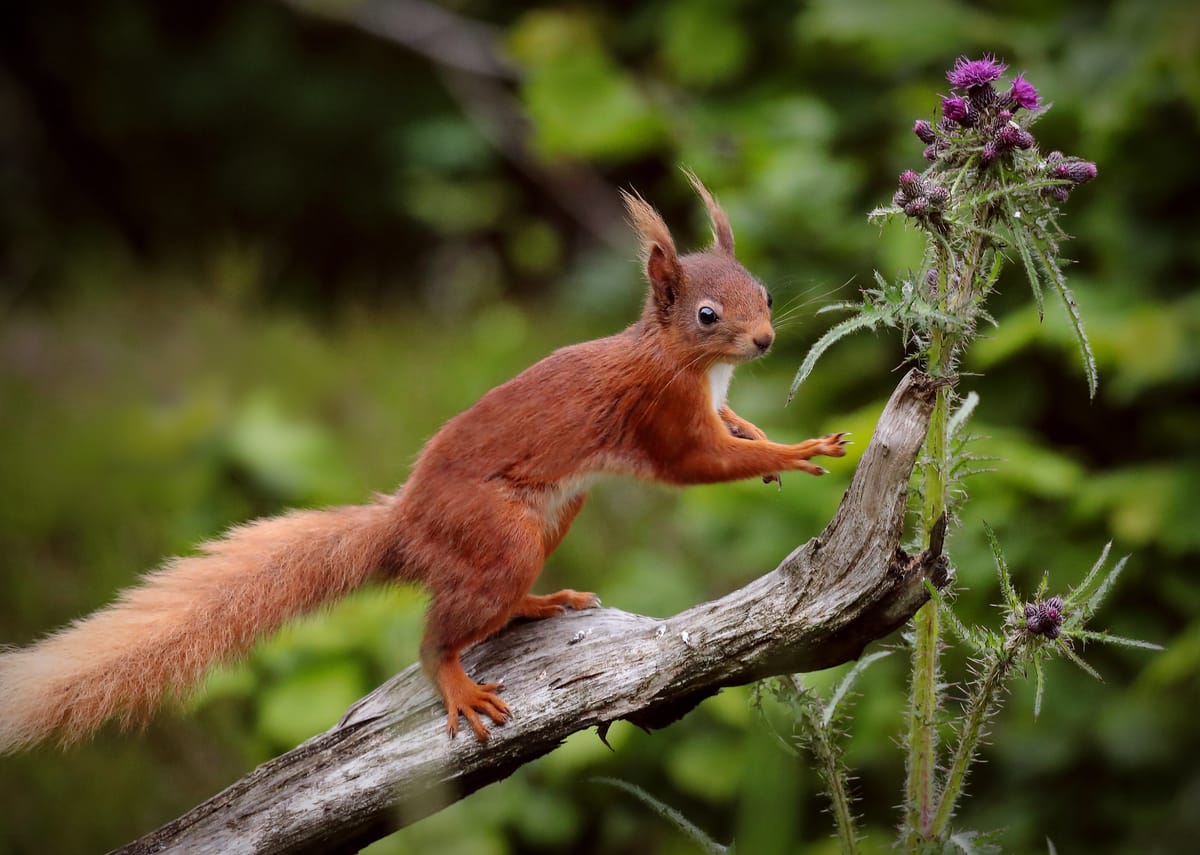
542 474 593 530
707 363 734 412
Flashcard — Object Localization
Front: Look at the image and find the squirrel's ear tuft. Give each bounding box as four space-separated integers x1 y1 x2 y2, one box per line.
682 169 735 257
621 188 680 308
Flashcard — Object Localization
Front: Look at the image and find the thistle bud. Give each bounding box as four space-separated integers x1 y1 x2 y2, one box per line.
926 184 949 207
1025 597 1066 638
1024 603 1043 633
968 83 998 112
996 125 1019 147
994 124 1035 152
1053 161 1098 184
899 169 924 197
913 119 937 144
903 196 930 217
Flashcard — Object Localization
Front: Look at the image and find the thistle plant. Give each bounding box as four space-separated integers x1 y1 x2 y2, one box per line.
783 54 1154 852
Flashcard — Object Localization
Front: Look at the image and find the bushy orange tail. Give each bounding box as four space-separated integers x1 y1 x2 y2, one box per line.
0 499 402 753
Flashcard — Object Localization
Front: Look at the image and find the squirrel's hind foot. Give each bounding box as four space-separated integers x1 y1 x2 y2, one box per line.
437 663 510 742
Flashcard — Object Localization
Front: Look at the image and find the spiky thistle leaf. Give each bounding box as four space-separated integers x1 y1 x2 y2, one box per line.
592 778 728 854
1032 237 1099 398
1032 655 1045 720
1082 555 1129 622
947 391 980 439
1073 630 1163 651
1006 208 1046 320
982 521 1022 612
824 650 893 728
1068 541 1113 611
1056 637 1104 682
790 310 886 400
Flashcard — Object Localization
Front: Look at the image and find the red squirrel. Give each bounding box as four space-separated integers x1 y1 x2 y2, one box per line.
0 174 846 750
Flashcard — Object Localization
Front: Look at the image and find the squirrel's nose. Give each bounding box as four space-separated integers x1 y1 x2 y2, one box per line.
754 332 775 353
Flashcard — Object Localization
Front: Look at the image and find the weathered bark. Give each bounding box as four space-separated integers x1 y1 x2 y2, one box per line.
113 369 943 855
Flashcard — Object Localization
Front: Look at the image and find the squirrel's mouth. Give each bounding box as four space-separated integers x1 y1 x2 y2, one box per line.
740 341 773 361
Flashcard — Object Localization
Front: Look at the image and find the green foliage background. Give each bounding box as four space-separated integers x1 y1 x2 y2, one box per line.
1 1 1197 852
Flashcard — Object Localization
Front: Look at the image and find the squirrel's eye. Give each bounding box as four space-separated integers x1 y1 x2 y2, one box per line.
766 292 773 309
698 306 719 325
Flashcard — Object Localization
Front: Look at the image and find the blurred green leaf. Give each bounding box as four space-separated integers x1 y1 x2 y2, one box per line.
666 731 747 802
660 1 749 87
225 393 350 503
256 658 367 746
521 48 664 159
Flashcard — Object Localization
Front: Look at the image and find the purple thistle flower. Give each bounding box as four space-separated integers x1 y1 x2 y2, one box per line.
1049 186 1071 202
903 197 930 217
923 143 941 162
1008 73 1041 110
1053 161 1098 184
947 54 1008 89
980 140 999 164
913 119 937 144
942 95 970 123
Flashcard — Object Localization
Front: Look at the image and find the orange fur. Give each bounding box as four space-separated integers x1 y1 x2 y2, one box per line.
0 176 847 750
0 501 404 751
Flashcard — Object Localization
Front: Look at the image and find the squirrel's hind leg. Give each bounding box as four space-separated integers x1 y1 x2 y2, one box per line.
419 509 546 741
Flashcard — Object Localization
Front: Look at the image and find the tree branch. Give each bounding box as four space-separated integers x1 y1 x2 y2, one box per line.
113 369 943 855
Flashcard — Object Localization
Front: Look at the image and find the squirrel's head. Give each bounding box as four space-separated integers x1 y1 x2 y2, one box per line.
622 172 774 364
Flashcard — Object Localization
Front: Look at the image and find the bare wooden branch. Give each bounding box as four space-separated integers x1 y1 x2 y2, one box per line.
113 370 942 855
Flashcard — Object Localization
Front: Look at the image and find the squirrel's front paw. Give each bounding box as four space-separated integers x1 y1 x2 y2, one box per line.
816 432 851 458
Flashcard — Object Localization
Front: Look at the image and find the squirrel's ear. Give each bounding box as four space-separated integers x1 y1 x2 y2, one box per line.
683 169 735 257
622 188 681 308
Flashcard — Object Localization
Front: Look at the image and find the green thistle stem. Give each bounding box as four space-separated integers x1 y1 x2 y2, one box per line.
929 637 1022 836
904 195 995 847
904 600 941 846
904 318 956 846
791 677 860 855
